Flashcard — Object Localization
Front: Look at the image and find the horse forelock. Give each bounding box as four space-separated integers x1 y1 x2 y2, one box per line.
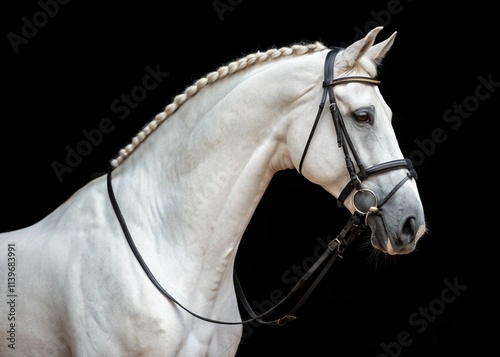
110 41 328 168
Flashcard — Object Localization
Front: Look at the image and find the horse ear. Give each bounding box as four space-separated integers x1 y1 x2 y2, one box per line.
366 31 397 65
341 26 384 68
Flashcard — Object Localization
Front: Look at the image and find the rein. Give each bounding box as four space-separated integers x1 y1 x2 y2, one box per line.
106 47 418 326
108 167 364 325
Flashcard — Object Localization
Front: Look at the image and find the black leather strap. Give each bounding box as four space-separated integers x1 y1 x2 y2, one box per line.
107 168 364 326
337 158 417 206
235 214 364 325
298 49 340 174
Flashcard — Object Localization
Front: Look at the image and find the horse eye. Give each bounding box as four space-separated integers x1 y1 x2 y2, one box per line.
353 107 374 123
354 112 371 122
355 113 370 122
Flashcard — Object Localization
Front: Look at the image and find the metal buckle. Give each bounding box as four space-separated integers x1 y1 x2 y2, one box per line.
328 237 341 251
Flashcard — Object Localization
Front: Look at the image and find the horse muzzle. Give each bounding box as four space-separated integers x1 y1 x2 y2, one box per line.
368 211 426 255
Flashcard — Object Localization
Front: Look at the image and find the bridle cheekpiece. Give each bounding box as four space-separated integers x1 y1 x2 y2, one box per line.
298 48 417 224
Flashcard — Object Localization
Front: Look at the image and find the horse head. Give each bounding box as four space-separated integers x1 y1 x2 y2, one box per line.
288 27 426 255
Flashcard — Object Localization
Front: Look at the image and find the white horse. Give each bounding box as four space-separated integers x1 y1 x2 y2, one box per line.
1 27 425 356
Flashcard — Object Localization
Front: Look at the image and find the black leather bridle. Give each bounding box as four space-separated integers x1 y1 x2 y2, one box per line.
298 48 417 223
107 47 418 327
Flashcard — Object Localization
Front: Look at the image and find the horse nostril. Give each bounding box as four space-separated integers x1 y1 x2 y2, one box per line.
386 217 418 254
400 216 416 244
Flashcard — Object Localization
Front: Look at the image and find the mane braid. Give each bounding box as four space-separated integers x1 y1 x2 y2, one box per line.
110 41 327 168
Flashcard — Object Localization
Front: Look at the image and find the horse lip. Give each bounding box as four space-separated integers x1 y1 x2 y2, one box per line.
386 239 415 255
371 238 415 255
366 215 387 252
370 235 388 253
386 240 399 255
385 240 397 255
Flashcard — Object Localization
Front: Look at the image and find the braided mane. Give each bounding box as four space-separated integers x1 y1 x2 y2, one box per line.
110 42 327 168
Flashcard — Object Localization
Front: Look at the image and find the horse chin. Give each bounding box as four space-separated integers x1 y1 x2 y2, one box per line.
370 236 416 255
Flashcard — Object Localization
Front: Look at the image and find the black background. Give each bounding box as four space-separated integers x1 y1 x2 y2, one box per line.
1 1 497 356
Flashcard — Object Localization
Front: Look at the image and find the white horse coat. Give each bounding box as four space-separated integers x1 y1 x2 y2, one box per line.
1 27 425 356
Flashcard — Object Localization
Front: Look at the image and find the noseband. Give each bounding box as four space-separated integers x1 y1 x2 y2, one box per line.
298 48 417 223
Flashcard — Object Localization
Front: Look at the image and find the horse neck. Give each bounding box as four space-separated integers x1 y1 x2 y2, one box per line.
109 53 323 293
